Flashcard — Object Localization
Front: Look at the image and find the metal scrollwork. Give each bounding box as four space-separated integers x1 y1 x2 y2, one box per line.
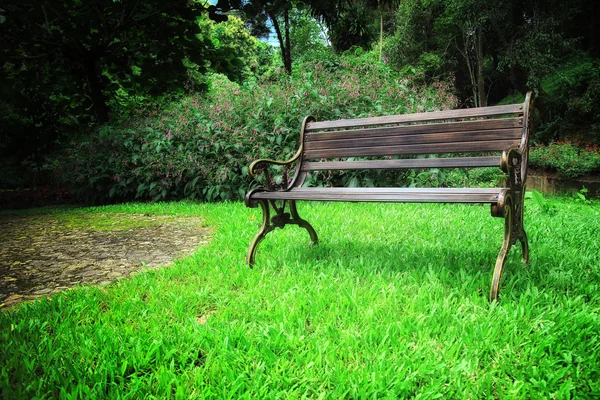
490 149 530 301
246 199 318 266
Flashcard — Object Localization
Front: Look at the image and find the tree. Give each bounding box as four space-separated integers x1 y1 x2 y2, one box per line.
212 0 342 74
210 14 274 81
328 1 376 52
0 0 234 124
288 8 328 62
384 0 584 106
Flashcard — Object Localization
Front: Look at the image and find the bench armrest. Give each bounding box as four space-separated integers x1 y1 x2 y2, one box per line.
500 148 523 189
248 146 303 178
248 145 304 192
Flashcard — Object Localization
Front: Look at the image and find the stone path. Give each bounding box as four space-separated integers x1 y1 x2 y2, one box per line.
0 213 210 309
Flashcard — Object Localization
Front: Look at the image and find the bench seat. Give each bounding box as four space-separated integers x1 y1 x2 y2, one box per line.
251 187 504 203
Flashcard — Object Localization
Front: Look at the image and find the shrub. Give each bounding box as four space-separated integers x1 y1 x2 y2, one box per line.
61 56 458 203
537 54 600 144
529 141 600 178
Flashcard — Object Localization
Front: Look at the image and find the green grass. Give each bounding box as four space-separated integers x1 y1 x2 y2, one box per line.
1 196 600 399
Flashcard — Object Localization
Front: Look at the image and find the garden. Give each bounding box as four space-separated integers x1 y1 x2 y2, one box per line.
1 0 600 398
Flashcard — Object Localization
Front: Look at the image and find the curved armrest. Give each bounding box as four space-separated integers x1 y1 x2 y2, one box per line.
248 145 303 177
500 148 522 173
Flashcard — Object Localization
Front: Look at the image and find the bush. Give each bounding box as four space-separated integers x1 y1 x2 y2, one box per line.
537 55 600 144
529 141 600 178
60 56 458 203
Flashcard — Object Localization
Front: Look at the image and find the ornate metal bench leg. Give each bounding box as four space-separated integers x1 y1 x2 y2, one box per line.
246 199 319 266
246 200 273 266
289 200 318 245
490 196 514 302
515 197 530 264
519 231 529 264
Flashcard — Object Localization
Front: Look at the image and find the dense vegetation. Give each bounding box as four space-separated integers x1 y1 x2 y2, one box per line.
61 56 459 203
1 0 599 200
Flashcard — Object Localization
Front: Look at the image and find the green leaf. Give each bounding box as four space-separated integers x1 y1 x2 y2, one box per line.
348 177 359 187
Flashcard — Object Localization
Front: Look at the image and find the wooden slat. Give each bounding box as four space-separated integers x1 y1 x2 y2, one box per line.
305 118 522 142
301 156 501 171
306 104 523 131
304 128 521 152
293 187 500 193
304 139 519 159
251 187 501 203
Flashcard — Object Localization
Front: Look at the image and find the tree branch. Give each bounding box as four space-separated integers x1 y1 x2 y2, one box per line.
41 5 51 33
6 53 51 60
132 4 174 24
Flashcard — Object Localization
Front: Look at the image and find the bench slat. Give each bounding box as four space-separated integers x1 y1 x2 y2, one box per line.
304 128 521 152
301 156 501 171
306 104 524 131
293 187 501 193
252 187 501 203
305 118 522 142
305 139 520 159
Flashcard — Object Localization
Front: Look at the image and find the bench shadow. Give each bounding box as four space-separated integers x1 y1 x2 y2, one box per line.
259 232 573 301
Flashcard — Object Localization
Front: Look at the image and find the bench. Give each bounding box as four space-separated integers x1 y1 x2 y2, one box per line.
245 92 533 301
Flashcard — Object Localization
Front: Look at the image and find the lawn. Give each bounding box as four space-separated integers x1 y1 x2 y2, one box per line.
1 196 599 399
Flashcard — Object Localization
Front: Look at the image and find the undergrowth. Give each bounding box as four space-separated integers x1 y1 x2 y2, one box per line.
59 55 457 204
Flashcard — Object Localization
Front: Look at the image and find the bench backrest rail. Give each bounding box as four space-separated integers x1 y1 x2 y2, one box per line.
294 93 533 186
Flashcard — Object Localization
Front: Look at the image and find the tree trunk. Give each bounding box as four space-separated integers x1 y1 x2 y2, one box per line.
476 29 487 107
283 8 292 73
459 33 478 107
82 53 109 123
270 11 292 75
379 0 383 62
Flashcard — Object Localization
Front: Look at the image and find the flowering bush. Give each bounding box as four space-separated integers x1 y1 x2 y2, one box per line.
62 56 458 203
529 140 600 178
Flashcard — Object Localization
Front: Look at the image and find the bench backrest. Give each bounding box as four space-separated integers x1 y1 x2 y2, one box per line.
298 93 533 182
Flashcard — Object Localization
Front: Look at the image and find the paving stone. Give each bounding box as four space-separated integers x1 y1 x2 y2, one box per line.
0 213 210 309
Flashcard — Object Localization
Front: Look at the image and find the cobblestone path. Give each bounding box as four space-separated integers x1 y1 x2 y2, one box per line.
0 213 210 309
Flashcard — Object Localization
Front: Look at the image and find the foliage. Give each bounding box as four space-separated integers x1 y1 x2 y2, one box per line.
1 198 600 397
382 0 444 79
528 141 600 178
383 0 585 106
0 63 82 186
328 1 377 52
213 0 296 74
210 15 275 82
288 9 329 63
527 189 556 215
406 167 504 189
0 1 270 187
59 57 457 203
211 0 342 74
0 0 236 124
537 54 600 144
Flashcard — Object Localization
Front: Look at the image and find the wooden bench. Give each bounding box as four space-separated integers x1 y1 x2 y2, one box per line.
245 92 533 301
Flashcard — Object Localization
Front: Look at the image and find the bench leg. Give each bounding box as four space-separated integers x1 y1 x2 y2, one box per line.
490 195 514 302
246 200 274 266
246 199 318 266
289 200 319 245
518 231 529 264
490 191 529 302
515 198 530 264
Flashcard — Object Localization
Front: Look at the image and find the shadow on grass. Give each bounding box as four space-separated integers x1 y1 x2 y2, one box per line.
252 231 592 301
